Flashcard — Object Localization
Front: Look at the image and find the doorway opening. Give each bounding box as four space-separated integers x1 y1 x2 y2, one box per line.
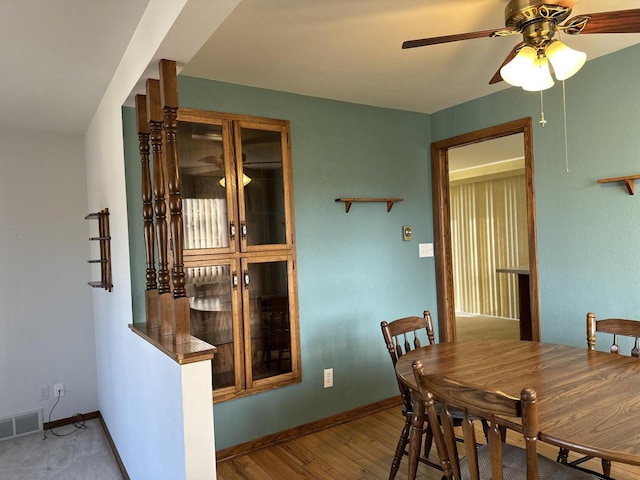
431 118 540 342
449 134 525 341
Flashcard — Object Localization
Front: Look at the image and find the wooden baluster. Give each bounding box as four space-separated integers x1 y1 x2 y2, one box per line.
135 94 159 330
146 78 172 337
159 59 190 345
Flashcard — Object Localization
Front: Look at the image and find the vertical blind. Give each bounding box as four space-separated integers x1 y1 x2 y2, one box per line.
450 173 528 318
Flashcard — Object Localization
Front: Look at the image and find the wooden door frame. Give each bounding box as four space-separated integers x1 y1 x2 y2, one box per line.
432 117 540 342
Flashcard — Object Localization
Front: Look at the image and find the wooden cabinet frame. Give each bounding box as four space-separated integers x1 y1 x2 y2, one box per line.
178 108 301 403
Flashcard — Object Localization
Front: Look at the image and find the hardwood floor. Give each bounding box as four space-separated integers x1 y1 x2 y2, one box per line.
217 406 640 479
456 313 520 341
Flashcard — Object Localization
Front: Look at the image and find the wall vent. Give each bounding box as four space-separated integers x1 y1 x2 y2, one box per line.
0 410 42 441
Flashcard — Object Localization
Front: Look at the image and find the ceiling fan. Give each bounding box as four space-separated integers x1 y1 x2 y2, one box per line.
403 0 640 90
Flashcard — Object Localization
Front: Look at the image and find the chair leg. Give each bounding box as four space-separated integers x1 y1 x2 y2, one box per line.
602 459 611 477
494 422 504 442
557 447 569 464
423 421 434 458
389 417 411 480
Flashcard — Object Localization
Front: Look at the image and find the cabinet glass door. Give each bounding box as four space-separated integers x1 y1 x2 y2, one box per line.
178 120 236 254
177 109 300 402
236 124 289 250
185 263 240 391
242 258 294 385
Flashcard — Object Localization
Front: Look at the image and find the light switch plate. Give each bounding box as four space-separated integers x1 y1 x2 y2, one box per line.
419 243 434 258
402 225 412 241
323 368 333 388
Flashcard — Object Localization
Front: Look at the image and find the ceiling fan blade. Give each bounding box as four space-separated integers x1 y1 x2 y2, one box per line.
489 42 524 85
181 164 221 176
402 27 509 49
565 9 640 34
544 0 580 8
197 154 224 165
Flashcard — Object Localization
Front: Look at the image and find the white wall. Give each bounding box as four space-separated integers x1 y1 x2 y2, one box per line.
0 0 239 476
0 126 98 421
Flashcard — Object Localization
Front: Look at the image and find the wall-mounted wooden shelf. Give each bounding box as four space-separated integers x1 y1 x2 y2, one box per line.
597 174 640 195
85 208 112 292
335 197 403 213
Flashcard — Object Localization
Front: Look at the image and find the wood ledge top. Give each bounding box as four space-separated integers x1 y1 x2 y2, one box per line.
597 174 640 195
129 323 216 365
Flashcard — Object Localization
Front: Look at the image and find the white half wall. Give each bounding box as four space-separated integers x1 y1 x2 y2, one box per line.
183 361 216 478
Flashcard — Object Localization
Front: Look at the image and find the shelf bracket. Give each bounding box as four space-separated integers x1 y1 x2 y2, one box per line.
597 174 640 195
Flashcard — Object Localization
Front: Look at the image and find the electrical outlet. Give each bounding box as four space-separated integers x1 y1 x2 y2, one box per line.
323 368 333 388
54 383 64 398
39 386 49 401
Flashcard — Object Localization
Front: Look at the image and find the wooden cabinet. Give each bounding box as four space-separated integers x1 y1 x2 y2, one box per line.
177 108 300 402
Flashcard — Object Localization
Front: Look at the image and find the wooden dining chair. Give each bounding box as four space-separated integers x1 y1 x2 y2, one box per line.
557 312 640 476
381 311 440 479
412 361 602 480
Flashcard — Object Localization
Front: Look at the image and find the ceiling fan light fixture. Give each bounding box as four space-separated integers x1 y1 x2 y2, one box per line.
219 173 252 188
500 45 538 87
522 56 554 92
546 40 587 81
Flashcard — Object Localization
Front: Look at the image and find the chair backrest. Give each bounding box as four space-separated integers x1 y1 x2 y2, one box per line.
412 360 539 480
381 311 435 410
587 312 640 357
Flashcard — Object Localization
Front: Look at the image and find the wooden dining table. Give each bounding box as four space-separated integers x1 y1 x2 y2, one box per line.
395 339 640 480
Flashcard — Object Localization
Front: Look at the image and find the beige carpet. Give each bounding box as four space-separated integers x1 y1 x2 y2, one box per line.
0 419 122 480
456 313 520 341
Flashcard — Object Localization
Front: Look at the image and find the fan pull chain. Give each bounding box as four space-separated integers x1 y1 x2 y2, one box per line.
562 80 570 173
539 90 547 128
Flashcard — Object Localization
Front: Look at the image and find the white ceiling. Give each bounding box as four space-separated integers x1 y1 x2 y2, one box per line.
2 0 640 135
183 0 640 114
0 0 151 134
449 133 524 172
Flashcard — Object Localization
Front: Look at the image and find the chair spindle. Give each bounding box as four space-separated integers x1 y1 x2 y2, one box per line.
403 333 411 357
611 334 619 355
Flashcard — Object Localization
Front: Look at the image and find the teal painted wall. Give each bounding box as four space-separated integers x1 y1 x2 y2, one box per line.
432 44 640 349
123 79 434 449
124 43 640 450
123 108 147 325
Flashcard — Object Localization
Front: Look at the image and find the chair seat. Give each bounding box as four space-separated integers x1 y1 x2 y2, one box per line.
460 444 601 480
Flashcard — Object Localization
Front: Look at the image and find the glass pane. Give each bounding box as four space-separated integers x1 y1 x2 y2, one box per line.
186 265 235 390
247 261 291 381
241 128 286 246
178 121 229 250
